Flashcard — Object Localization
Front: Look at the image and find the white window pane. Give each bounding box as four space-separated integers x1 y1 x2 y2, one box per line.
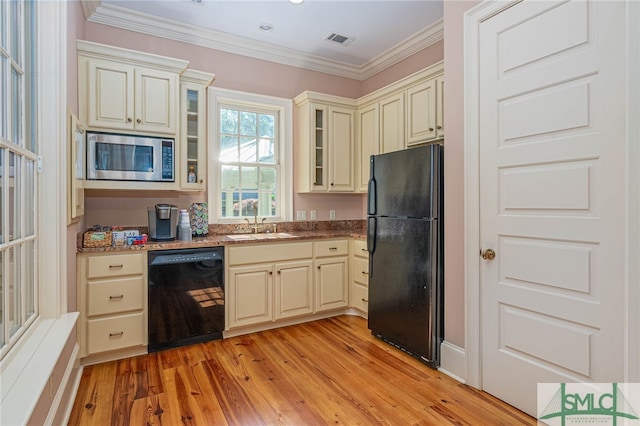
11 67 22 146
239 111 256 136
241 166 258 190
259 167 276 192
9 1 22 66
8 153 20 241
0 2 6 50
8 246 21 339
220 108 238 133
259 114 274 138
24 240 34 320
239 137 256 162
24 159 33 236
0 57 5 138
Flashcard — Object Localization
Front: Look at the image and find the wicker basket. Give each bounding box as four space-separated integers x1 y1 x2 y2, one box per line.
83 230 113 248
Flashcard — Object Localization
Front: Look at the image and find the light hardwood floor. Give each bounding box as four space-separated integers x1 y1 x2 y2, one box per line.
69 315 535 425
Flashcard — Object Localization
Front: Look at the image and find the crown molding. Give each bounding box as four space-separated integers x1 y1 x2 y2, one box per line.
82 1 443 81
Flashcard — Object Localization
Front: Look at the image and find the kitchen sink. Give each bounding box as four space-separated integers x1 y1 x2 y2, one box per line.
226 232 296 240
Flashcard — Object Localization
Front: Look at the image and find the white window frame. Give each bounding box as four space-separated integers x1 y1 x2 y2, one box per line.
0 1 77 424
208 88 293 223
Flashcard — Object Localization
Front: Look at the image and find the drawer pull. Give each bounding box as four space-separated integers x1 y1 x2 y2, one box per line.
109 331 124 337
329 247 338 251
109 294 124 300
361 298 368 303
109 264 124 269
361 271 369 275
361 248 368 252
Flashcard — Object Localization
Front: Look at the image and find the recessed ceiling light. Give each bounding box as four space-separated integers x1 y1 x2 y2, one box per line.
259 23 274 32
289 0 304 4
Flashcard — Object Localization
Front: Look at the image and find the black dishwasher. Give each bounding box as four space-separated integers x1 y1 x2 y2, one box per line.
148 247 224 352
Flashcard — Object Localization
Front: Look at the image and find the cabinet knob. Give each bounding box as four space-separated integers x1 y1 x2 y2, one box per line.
437 125 442 130
136 118 142 124
429 127 434 132
317 266 321 270
127 117 132 123
269 271 273 275
277 270 281 274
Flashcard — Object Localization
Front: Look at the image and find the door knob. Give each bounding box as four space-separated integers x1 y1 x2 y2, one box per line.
481 248 496 260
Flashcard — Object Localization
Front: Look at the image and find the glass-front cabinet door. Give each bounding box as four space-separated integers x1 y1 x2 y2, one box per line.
179 70 215 190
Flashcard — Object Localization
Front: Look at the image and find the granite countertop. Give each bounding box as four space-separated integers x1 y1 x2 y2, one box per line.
77 220 366 254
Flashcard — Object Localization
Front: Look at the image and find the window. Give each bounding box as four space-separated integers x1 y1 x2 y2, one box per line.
209 89 293 223
0 0 38 360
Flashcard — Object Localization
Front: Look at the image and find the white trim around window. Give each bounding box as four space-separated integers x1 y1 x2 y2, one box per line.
208 88 293 223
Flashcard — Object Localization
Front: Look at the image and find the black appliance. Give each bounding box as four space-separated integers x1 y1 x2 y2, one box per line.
367 144 443 368
148 247 224 352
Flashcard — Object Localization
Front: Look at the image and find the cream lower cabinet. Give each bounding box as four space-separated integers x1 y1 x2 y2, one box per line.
226 241 314 329
350 239 369 314
314 239 349 312
77 252 147 363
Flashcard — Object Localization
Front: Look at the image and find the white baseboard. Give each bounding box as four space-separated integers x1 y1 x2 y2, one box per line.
438 340 467 383
48 343 83 426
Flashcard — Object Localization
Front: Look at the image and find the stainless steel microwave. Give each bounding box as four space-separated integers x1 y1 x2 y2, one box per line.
86 132 174 182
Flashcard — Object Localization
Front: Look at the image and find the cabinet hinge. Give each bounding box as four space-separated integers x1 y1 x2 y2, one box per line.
37 156 43 174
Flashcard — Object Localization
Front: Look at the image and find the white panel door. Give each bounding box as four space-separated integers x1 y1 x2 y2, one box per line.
478 1 626 416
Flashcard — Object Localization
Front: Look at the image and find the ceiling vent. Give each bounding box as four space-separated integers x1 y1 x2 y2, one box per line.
326 32 355 47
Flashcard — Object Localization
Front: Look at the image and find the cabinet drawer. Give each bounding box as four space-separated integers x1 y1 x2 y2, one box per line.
87 276 144 317
352 257 369 286
352 283 369 313
227 242 313 266
315 239 349 257
86 312 145 354
86 253 144 279
352 239 368 258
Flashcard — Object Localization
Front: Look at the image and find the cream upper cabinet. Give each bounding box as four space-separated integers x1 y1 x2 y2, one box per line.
179 69 215 191
407 74 444 145
379 92 406 153
356 103 379 192
78 40 188 137
294 91 356 193
85 58 178 135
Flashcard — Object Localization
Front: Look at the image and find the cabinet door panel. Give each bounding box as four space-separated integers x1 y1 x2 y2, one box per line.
329 107 354 191
228 265 273 328
136 68 177 134
88 60 134 130
315 257 349 312
380 92 405 153
275 261 313 320
407 80 437 144
357 104 379 192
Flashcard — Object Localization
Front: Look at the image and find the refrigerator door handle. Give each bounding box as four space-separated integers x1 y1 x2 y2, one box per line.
367 178 377 215
367 217 377 278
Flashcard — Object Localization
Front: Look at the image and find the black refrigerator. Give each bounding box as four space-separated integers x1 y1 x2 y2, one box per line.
367 143 443 369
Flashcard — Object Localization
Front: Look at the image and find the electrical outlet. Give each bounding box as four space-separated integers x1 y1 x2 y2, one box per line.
296 210 307 220
329 209 336 220
310 210 317 220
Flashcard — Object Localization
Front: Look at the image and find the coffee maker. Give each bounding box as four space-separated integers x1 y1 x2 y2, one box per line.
148 204 179 241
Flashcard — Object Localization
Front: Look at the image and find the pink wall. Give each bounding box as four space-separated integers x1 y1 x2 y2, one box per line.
442 1 481 349
81 22 442 225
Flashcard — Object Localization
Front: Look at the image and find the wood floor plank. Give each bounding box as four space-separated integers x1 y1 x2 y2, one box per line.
69 315 535 425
